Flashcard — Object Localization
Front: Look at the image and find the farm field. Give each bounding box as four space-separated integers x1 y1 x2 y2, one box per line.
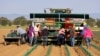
0 28 100 56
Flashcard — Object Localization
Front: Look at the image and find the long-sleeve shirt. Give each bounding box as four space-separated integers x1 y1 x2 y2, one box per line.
41 29 49 36
28 27 34 37
58 28 65 35
17 27 26 35
69 28 75 37
83 28 93 38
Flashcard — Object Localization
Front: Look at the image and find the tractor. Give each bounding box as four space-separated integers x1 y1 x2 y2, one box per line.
30 8 89 45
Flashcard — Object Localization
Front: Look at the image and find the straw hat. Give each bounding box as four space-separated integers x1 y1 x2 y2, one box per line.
43 26 47 29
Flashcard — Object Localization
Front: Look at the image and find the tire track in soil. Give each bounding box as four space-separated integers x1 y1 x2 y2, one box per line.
74 46 87 56
29 45 49 56
68 46 78 56
88 46 100 56
50 45 67 56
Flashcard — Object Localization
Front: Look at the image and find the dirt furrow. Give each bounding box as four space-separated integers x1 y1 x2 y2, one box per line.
50 45 67 56
30 45 49 56
74 46 87 56
68 46 78 56
60 45 67 56
88 46 100 56
50 46 61 56
40 46 49 56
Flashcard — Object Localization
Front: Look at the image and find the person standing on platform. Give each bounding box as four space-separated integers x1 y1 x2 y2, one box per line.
16 25 26 44
41 26 49 47
34 24 40 44
69 26 75 47
28 24 35 46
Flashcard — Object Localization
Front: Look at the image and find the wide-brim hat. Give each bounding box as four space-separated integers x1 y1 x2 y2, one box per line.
43 26 47 29
16 25 21 27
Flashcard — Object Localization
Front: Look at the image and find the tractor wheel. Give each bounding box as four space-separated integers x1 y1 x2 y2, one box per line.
18 40 20 46
4 42 7 46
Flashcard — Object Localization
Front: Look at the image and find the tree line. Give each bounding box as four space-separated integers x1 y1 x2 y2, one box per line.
0 16 100 27
0 16 32 26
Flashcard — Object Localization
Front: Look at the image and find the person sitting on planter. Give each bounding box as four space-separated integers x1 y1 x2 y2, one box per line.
7 30 17 37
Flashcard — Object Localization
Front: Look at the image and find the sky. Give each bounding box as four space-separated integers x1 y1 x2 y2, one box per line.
0 0 100 14
0 0 100 19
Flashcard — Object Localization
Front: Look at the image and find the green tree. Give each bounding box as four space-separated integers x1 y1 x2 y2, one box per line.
0 17 9 26
85 17 95 27
96 19 100 27
27 20 32 25
8 20 13 26
13 16 27 26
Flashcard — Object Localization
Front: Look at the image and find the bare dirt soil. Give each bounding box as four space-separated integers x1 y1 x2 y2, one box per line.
0 29 31 56
74 46 87 56
68 46 78 56
50 45 67 56
83 46 100 56
88 47 100 56
30 45 49 56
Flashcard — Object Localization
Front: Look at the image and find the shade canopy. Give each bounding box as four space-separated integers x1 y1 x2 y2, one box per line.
30 13 89 19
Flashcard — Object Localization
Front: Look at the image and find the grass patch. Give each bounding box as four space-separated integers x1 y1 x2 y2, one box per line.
93 31 100 40
90 27 100 30
0 25 27 29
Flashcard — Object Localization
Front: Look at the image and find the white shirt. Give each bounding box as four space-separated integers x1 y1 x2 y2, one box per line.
34 26 39 32
17 27 26 34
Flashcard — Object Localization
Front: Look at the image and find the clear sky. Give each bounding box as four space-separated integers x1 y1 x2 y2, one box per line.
0 0 100 14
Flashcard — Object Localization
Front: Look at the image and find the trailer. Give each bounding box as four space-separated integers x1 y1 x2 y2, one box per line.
3 35 21 46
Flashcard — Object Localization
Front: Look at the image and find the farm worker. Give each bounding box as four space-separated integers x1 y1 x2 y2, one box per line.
83 26 93 48
7 30 17 37
27 24 35 46
41 26 49 47
69 26 75 47
16 25 27 44
65 28 70 45
83 21 87 26
57 28 65 46
25 25 30 43
34 24 40 44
